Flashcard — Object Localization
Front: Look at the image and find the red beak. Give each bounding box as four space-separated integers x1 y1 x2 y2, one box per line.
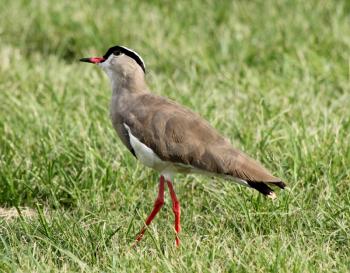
79 57 105 64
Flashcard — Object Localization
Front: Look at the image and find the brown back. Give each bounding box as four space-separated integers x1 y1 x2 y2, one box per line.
111 92 281 184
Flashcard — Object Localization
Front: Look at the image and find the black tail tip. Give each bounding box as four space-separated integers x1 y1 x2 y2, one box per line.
274 181 286 189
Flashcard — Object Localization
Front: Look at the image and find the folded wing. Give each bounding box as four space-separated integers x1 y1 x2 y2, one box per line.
120 93 285 194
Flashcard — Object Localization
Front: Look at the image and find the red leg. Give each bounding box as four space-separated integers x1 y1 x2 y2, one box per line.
134 175 165 244
166 180 181 247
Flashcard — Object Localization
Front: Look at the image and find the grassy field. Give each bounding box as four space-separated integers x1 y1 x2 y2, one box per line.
0 0 349 272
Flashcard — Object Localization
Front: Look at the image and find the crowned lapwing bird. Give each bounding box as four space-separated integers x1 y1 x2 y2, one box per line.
80 45 285 247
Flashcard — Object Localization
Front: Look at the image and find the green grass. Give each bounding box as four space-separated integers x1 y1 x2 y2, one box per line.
0 0 349 272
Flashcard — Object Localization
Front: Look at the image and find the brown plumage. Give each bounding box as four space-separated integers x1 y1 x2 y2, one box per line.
80 45 286 247
113 92 285 193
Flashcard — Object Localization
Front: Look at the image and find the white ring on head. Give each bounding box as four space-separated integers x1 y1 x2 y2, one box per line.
119 45 146 71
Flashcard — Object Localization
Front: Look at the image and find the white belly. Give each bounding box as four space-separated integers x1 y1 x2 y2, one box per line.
124 123 169 172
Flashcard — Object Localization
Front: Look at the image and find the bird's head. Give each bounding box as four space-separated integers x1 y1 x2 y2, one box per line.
80 45 146 86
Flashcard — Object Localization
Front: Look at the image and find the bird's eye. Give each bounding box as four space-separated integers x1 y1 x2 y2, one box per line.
114 51 122 56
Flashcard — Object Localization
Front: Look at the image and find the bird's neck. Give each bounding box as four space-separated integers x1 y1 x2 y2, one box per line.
110 72 148 95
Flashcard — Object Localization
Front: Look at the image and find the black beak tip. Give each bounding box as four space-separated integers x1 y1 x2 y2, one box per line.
79 58 91 63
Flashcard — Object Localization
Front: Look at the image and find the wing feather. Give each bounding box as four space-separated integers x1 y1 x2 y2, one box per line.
119 93 282 185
